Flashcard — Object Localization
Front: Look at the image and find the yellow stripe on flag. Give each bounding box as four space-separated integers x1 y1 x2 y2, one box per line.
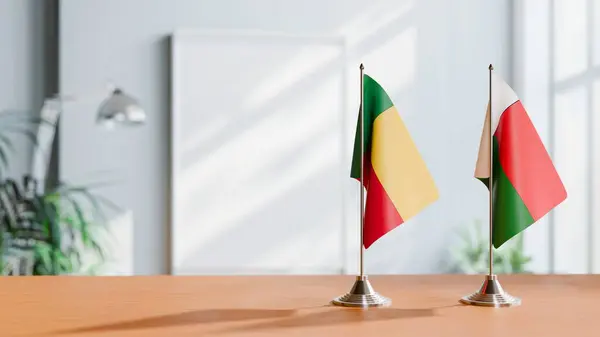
370 106 438 220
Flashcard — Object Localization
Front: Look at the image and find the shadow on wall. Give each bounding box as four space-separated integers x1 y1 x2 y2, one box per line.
171 0 503 275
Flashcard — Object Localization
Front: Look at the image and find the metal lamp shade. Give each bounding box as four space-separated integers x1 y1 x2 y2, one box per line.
96 88 146 128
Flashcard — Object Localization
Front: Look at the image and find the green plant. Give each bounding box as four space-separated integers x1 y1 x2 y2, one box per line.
0 110 120 275
41 182 119 275
0 178 120 275
448 219 532 274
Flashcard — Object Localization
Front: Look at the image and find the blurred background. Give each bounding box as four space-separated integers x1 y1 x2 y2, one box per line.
0 0 595 276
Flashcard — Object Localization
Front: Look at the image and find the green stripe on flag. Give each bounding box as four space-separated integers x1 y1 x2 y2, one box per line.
351 75 394 179
491 138 535 248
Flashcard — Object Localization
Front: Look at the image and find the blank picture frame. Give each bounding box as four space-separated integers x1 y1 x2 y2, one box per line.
170 30 349 275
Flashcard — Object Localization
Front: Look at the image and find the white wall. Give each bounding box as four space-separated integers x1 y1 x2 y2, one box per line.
0 0 47 179
59 0 512 275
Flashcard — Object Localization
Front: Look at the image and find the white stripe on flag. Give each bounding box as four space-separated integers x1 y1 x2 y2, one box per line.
490 73 519 133
474 73 519 178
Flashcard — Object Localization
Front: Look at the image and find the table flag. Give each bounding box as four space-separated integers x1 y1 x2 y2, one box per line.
350 74 438 249
474 72 567 248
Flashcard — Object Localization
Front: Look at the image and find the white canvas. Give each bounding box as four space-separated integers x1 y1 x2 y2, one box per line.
170 31 349 275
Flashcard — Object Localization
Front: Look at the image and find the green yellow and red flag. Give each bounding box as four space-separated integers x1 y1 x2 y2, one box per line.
475 72 567 248
351 74 438 249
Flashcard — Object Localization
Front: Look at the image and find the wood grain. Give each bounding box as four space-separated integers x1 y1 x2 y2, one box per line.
1 275 598 337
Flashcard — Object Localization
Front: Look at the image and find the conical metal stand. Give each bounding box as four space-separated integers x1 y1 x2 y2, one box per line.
460 274 521 307
331 276 391 308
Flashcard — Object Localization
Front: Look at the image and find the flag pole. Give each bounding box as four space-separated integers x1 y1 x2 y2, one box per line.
488 64 494 277
331 63 390 308
459 64 521 307
359 63 365 278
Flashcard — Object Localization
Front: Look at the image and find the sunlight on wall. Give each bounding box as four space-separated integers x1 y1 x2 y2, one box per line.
242 42 344 111
336 0 413 47
177 79 341 255
362 27 416 99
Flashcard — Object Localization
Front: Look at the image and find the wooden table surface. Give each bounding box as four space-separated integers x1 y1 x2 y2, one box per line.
1 275 598 337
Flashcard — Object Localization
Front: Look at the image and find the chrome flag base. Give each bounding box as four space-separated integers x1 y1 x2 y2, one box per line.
331 276 391 308
460 274 521 307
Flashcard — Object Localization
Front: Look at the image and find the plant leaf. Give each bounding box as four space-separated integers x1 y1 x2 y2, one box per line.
449 219 533 274
34 242 53 273
91 239 107 262
32 197 61 250
55 251 72 274
50 184 121 225
70 198 91 246
67 247 82 272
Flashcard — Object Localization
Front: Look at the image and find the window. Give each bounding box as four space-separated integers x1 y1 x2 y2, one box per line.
516 0 599 274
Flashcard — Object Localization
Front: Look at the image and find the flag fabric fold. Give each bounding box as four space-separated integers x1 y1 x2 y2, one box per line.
351 74 438 249
475 73 567 248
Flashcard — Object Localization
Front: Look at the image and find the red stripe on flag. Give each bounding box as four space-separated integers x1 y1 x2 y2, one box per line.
360 157 404 249
494 100 567 221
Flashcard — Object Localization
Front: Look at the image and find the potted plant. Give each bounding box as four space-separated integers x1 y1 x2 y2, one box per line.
447 219 532 274
0 110 119 275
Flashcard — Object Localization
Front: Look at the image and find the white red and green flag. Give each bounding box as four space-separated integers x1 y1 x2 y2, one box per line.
475 73 567 248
